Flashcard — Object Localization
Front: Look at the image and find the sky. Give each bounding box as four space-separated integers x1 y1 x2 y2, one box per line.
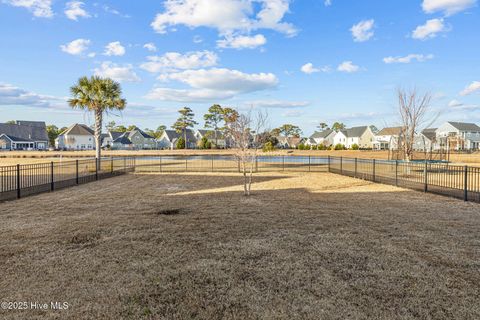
0 0 479 135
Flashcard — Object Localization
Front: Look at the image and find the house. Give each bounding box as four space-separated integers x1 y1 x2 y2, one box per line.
414 128 438 151
309 129 336 147
55 124 95 150
111 128 156 150
333 126 375 149
0 120 49 151
373 127 403 150
157 129 197 149
436 122 480 151
276 136 302 149
195 130 226 148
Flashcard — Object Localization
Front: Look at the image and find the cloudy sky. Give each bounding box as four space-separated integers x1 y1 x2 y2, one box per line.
0 0 479 133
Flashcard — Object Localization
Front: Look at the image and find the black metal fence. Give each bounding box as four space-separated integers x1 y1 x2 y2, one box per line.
1 155 480 203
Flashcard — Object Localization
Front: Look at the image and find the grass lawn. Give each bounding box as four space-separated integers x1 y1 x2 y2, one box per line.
1 172 479 319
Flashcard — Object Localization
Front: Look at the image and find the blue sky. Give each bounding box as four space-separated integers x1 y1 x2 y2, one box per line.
0 0 479 134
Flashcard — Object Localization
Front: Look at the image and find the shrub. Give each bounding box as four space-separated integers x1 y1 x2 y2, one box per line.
351 144 359 150
205 141 212 149
298 143 305 150
198 137 209 149
262 141 275 152
334 143 345 150
176 137 185 149
318 144 327 150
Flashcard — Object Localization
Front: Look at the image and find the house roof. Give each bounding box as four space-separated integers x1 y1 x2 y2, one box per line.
14 120 46 128
0 121 48 141
129 128 154 139
163 129 196 142
377 127 403 136
310 129 334 139
447 122 480 132
0 134 35 142
61 124 94 136
197 129 225 139
421 128 437 141
341 126 369 138
109 131 124 140
113 134 132 145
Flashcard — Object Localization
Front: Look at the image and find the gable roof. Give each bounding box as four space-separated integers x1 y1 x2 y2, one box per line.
0 133 34 142
163 129 196 142
109 131 124 140
421 128 437 141
310 129 334 139
377 127 403 136
341 126 369 138
113 134 132 145
447 122 480 132
127 128 154 140
61 124 94 136
0 121 48 141
197 129 225 139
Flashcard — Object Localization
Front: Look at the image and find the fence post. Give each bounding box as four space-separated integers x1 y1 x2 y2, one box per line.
16 164 21 199
354 158 357 178
255 156 258 173
123 157 126 173
372 159 376 182
50 162 54 191
308 156 311 172
327 155 331 172
111 157 114 174
76 160 79 185
424 161 428 193
395 160 398 187
464 165 468 201
340 156 343 174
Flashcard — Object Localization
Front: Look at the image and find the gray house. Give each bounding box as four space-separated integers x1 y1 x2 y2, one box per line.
0 120 49 151
157 129 197 149
111 128 156 150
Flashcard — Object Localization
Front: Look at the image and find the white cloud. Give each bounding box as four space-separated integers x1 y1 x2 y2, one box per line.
383 54 434 64
93 62 140 82
104 41 126 56
0 83 65 108
3 0 53 18
412 18 447 40
140 51 218 73
350 19 375 42
282 110 304 117
64 1 90 21
217 34 267 49
300 63 331 74
460 81 480 96
246 100 310 108
60 39 91 56
337 61 360 73
143 43 157 52
101 4 130 18
146 68 278 102
151 0 297 37
448 99 463 107
422 0 476 15
324 0 332 6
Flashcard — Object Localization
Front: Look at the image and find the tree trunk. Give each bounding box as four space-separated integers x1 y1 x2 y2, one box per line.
215 128 218 149
242 156 248 196
94 109 103 169
184 129 187 149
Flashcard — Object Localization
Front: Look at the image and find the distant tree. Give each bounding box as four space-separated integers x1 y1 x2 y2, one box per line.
270 128 282 137
262 141 275 152
127 125 137 131
106 121 116 132
318 122 329 130
204 104 224 148
222 107 239 148
258 131 278 147
114 125 127 132
275 124 302 137
351 143 359 150
172 107 198 149
198 137 210 149
332 122 346 132
334 143 346 150
68 76 126 166
156 125 166 138
5 120 15 124
176 137 185 149
46 125 61 147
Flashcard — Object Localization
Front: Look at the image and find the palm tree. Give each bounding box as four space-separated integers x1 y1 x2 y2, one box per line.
68 76 126 167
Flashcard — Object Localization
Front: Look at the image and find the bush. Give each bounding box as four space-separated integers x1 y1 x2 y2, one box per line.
351 144 359 150
262 141 275 152
176 137 185 149
206 141 212 149
198 137 209 149
298 143 305 150
318 144 327 150
334 143 345 150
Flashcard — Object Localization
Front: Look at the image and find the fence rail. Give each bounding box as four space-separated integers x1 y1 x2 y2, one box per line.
1 155 480 203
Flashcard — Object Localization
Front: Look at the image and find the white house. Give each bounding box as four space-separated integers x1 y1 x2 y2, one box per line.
157 129 197 149
309 129 336 147
195 130 226 148
435 122 480 151
333 126 375 149
55 124 95 150
373 127 403 150
414 128 438 152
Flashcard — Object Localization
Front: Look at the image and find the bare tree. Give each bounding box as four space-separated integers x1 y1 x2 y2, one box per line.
397 88 431 161
226 109 268 196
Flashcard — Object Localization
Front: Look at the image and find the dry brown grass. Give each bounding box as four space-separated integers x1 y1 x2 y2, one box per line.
1 171 479 319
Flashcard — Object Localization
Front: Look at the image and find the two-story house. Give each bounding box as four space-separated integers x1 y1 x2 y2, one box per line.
373 127 403 150
333 126 375 149
435 122 480 151
111 128 156 150
308 129 336 147
157 129 197 149
55 124 95 150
